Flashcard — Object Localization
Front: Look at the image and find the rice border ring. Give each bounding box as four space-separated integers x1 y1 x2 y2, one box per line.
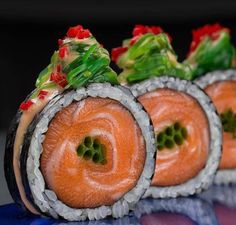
195 69 236 185
26 83 156 221
130 76 222 198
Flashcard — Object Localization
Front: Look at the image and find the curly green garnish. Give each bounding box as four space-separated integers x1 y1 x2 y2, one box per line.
184 24 236 78
29 25 118 102
112 26 192 84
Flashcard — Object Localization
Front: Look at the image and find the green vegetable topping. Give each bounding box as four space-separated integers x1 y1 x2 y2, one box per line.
27 25 118 107
156 122 188 150
184 24 236 78
112 25 193 84
76 136 106 164
220 109 236 138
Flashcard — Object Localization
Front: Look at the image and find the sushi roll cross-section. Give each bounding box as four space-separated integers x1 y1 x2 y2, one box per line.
112 25 222 198
4 25 156 221
186 24 236 184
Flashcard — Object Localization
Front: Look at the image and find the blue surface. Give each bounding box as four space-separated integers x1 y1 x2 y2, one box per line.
0 185 236 225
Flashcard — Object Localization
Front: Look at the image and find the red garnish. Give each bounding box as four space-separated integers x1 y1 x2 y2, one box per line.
50 72 68 88
39 95 45 100
58 39 63 46
57 64 62 73
39 91 48 100
130 36 140 46
59 46 68 59
39 90 48 96
112 25 172 62
130 25 172 46
38 90 48 100
20 100 34 111
188 23 230 55
132 25 163 37
66 25 92 39
111 47 128 62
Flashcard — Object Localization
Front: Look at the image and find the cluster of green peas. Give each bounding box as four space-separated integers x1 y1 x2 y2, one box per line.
220 108 236 138
156 122 188 150
76 136 106 164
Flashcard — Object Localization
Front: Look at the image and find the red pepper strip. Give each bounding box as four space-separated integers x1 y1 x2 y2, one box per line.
66 25 91 39
39 90 48 96
189 23 230 54
67 25 83 38
39 95 45 100
76 29 91 39
20 100 34 110
111 47 128 62
132 25 163 37
59 46 68 59
57 64 62 73
132 25 149 36
131 25 172 45
58 39 63 46
50 72 68 88
38 90 49 100
130 36 140 46
149 26 163 35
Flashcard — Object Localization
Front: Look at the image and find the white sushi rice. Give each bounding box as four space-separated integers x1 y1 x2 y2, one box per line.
131 76 222 198
195 69 236 184
26 83 156 221
133 197 219 225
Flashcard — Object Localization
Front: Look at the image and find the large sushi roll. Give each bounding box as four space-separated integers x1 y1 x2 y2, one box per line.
4 25 156 221
112 25 222 198
184 24 236 184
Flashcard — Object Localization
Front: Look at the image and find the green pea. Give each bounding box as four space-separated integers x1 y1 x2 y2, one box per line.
181 127 188 139
226 109 233 118
165 126 174 136
84 136 93 147
92 153 101 163
83 150 93 160
93 139 101 151
157 132 165 143
174 134 183 145
77 144 86 156
165 139 174 149
174 122 181 131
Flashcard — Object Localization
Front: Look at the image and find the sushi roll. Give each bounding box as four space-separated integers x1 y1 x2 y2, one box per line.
112 25 222 198
4 25 156 221
185 24 236 184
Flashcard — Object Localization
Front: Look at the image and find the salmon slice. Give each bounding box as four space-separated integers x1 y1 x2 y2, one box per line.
138 88 209 186
40 97 146 208
205 80 236 169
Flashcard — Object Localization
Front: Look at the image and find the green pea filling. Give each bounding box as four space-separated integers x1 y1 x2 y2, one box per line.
156 122 188 150
220 109 236 138
76 136 106 164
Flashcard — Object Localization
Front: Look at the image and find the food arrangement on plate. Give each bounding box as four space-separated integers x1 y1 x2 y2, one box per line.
4 23 236 221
